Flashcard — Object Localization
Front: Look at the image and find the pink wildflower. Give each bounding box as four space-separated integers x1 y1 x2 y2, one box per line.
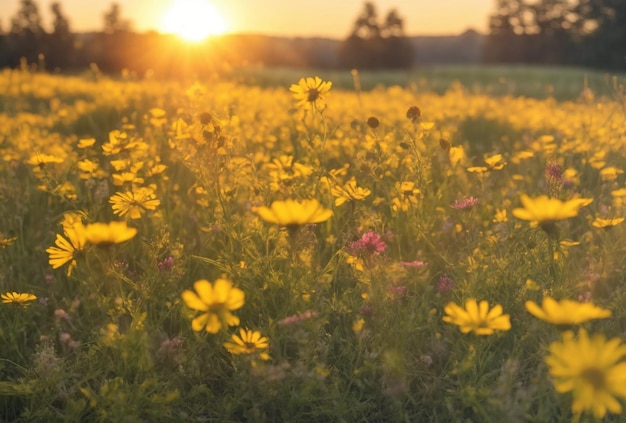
349 231 386 256
157 256 174 272
437 275 454 294
278 310 319 327
400 260 428 269
387 285 409 299
451 197 479 210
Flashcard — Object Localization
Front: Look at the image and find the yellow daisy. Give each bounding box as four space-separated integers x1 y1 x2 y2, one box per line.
109 187 161 219
525 297 611 326
331 178 371 207
289 76 332 110
512 195 593 224
223 328 270 361
46 223 88 276
546 328 626 419
254 199 332 228
1 292 37 307
83 222 137 245
181 279 245 333
442 299 511 335
591 217 624 229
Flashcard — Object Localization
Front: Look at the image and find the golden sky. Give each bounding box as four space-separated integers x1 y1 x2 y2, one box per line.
1 0 494 37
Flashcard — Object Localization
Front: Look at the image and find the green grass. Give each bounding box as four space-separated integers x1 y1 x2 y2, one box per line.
228 64 626 101
0 66 625 422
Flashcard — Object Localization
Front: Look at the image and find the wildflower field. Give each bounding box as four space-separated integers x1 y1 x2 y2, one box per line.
1 66 626 422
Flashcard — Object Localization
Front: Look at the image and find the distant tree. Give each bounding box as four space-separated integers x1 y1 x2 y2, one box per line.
352 2 381 39
577 0 626 70
98 3 133 72
382 9 404 37
482 0 527 63
103 2 132 34
484 0 586 65
6 0 46 67
339 2 414 69
483 0 625 69
46 2 76 69
0 22 7 68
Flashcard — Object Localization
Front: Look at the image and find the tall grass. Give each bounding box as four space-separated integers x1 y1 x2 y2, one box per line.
0 66 625 422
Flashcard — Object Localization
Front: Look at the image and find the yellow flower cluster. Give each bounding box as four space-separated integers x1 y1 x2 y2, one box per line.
46 216 137 276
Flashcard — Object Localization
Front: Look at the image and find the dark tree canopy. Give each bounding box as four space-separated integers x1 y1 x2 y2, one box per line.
47 2 75 69
339 2 414 69
103 2 132 34
0 0 623 74
483 0 626 70
6 0 46 65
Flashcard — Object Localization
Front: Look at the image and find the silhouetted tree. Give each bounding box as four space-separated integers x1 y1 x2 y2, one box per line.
103 2 132 34
97 3 134 72
483 0 626 69
339 2 414 69
577 0 626 69
483 0 528 63
352 2 381 39
46 2 76 69
6 0 46 67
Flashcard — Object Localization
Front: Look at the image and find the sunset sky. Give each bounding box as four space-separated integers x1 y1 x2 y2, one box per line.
0 0 494 38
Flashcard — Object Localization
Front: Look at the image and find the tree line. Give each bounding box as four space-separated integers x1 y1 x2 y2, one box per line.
0 0 624 74
483 0 626 70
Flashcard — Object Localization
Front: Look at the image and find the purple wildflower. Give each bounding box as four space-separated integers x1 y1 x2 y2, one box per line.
545 162 563 182
157 256 174 272
437 275 454 294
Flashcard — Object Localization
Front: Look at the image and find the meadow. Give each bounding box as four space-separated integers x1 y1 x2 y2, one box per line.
0 65 625 422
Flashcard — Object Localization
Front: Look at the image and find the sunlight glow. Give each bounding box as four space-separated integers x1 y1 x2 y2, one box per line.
161 0 228 42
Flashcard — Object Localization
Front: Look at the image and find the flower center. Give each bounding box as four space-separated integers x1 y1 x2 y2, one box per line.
581 367 606 390
243 342 257 352
477 320 489 328
307 88 320 102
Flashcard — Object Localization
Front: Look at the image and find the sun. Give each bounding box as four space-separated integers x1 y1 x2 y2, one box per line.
161 0 228 42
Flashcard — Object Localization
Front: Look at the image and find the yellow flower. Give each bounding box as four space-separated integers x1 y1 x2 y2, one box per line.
592 217 624 229
600 166 623 182
512 195 592 225
112 172 144 186
493 208 508 223
254 199 332 227
391 181 421 212
25 152 64 167
109 187 161 219
525 297 611 326
1 292 37 307
345 254 365 272
442 299 511 335
223 328 270 361
46 222 88 276
331 177 371 206
448 146 465 167
289 76 332 110
77 159 101 179
83 222 137 245
0 235 17 248
181 279 245 333
467 153 506 173
546 328 626 419
77 138 96 148
352 318 365 333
